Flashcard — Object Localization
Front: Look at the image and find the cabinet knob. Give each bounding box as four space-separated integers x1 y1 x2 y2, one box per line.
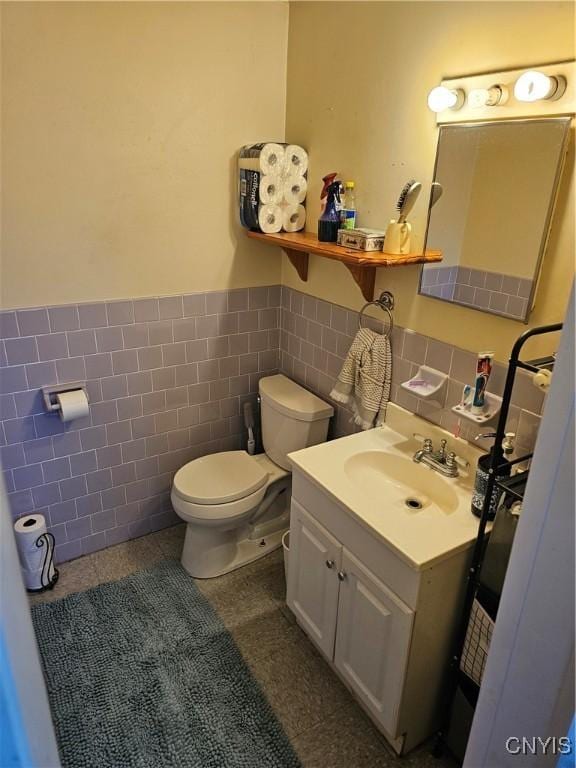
337 571 347 581
325 559 335 569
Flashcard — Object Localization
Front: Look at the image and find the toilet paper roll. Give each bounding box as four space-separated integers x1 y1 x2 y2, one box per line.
259 175 283 205
282 204 306 233
282 175 308 205
22 562 56 592
14 514 49 572
56 389 89 422
258 203 283 234
238 143 286 175
284 145 308 176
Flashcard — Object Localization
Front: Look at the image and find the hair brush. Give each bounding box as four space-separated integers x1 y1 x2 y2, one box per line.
396 179 422 223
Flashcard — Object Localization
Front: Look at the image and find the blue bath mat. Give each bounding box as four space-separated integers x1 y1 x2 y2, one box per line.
31 560 300 768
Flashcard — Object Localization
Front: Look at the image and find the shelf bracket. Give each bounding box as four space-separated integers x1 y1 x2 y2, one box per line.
344 264 376 302
283 248 309 282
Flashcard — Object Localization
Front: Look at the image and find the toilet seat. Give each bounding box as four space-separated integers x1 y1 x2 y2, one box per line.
172 451 270 522
172 483 268 524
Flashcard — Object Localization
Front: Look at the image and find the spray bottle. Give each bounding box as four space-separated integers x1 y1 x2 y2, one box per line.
319 172 338 217
318 180 343 242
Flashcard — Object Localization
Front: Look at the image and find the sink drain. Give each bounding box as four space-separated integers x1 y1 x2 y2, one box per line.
405 497 423 510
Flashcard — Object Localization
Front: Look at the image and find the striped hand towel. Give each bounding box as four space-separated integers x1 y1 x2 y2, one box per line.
329 327 392 430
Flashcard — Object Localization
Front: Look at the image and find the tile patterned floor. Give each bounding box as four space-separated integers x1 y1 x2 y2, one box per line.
31 526 457 768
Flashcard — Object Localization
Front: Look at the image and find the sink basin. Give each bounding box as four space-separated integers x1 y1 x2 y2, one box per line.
344 451 459 515
288 403 485 568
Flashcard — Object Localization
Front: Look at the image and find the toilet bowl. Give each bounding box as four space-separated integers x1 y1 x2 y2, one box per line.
171 374 333 578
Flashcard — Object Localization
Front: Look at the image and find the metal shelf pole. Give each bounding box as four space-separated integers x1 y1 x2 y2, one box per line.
433 322 562 760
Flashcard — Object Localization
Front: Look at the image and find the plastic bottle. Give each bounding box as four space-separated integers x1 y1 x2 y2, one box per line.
341 181 357 229
318 181 343 242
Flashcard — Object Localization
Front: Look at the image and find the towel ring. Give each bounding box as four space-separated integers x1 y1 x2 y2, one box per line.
358 291 395 336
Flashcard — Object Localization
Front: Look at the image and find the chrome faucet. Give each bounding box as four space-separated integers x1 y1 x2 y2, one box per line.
413 436 462 477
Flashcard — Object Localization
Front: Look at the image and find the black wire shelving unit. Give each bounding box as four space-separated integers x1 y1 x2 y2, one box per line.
433 322 563 761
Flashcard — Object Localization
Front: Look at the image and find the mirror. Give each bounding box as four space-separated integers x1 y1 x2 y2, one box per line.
420 117 570 322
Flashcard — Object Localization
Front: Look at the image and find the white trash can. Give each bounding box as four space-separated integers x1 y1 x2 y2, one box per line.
282 530 290 584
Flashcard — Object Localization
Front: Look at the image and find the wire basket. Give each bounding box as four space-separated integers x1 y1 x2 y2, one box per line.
459 598 494 687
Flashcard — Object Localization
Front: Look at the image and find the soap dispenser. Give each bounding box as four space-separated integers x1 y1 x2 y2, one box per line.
471 432 515 520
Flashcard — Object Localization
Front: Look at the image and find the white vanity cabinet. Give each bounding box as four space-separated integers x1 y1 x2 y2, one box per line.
334 549 414 736
287 471 472 755
288 502 342 659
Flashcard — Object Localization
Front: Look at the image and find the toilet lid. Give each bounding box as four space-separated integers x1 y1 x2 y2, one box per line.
172 451 268 505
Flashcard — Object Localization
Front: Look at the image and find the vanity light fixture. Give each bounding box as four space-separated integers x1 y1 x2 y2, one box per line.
468 85 508 109
427 86 465 113
514 70 567 102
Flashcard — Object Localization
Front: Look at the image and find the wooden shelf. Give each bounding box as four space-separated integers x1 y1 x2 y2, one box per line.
246 230 442 301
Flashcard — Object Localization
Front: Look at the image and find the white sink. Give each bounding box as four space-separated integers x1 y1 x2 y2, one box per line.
289 403 484 569
344 451 459 515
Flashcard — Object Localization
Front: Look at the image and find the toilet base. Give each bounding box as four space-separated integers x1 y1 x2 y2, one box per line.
181 517 288 579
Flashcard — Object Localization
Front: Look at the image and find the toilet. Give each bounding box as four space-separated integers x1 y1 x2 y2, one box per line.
171 374 333 578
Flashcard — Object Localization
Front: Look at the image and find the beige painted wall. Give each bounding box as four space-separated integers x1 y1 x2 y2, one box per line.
284 1 575 361
0 2 288 308
2 0 574 363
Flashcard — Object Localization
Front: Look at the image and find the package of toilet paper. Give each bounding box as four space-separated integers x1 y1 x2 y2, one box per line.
238 143 308 233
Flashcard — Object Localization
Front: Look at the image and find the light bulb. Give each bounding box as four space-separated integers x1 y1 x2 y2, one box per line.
514 70 566 102
468 88 490 109
427 86 465 113
468 85 508 108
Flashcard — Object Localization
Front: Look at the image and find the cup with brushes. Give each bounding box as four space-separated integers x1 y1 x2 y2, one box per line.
384 180 422 255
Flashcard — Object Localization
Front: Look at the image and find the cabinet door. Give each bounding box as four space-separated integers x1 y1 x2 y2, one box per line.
287 499 342 660
334 549 414 736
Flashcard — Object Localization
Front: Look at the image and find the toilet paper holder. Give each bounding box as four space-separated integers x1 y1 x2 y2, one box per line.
42 382 89 414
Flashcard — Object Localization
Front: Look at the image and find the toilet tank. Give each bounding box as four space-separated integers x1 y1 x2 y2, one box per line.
259 374 334 470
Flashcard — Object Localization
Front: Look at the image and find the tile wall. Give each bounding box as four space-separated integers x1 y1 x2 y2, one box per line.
1 282 548 563
0 287 280 562
278 286 545 452
420 265 533 320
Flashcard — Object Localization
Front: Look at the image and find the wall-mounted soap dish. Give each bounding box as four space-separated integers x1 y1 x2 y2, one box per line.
401 365 448 406
451 392 502 424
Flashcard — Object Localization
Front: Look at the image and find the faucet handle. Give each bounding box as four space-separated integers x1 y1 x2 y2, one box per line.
447 451 469 469
413 433 433 452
